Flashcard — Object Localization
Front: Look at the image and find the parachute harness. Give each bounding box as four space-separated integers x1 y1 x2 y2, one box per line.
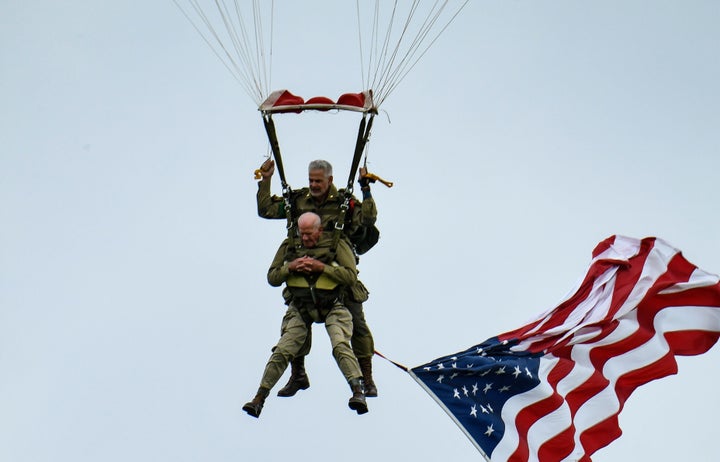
260 102 376 259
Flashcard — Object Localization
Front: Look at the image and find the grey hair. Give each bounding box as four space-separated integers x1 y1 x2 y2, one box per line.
308 159 333 177
298 211 322 229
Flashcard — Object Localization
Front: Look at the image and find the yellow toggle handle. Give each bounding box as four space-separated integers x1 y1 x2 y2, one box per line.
363 172 394 188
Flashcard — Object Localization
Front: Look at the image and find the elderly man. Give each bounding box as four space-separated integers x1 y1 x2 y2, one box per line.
243 212 368 418
255 159 379 397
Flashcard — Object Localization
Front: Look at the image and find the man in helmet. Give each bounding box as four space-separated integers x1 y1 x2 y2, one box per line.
255 158 379 397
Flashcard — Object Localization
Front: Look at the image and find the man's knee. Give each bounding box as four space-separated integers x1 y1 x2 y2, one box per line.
325 307 353 342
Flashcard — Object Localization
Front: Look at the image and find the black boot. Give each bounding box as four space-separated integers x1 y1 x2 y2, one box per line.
277 357 310 397
243 387 270 418
348 378 368 415
358 357 378 397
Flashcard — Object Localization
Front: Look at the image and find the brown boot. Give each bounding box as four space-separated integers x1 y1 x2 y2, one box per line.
277 356 310 397
347 378 368 415
358 357 378 397
243 387 269 418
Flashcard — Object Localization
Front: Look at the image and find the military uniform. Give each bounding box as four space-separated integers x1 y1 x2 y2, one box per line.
257 180 377 236
258 235 362 390
257 178 376 360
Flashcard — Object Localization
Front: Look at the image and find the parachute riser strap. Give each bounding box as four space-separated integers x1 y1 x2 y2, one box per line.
262 114 289 188
345 113 375 193
262 114 299 251
332 113 375 256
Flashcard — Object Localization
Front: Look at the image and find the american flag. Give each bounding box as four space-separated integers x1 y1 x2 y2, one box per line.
410 235 720 462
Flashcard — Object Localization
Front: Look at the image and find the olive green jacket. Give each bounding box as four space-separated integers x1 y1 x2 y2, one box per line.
256 178 377 238
267 235 357 290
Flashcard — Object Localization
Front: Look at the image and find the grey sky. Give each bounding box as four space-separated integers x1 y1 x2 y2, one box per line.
2 1 719 461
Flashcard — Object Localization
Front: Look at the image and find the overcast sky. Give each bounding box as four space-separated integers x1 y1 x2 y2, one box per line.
2 1 719 461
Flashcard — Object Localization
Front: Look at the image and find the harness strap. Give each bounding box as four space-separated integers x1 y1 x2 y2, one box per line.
330 113 375 257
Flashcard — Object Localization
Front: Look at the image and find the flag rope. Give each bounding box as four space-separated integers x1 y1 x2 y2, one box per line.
373 349 409 372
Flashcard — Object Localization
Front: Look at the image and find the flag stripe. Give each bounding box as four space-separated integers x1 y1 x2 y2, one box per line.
411 235 720 461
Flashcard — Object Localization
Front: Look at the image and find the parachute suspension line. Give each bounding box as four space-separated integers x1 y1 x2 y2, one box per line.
372 0 444 107
375 0 438 101
355 0 397 101
368 0 412 105
245 0 273 98
227 0 273 103
183 0 253 97
218 0 271 103
358 1 378 93
355 2 365 91
172 0 247 91
380 0 469 103
221 0 262 101
172 0 274 105
355 0 384 99
357 0 469 108
267 1 274 95
368 1 392 99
